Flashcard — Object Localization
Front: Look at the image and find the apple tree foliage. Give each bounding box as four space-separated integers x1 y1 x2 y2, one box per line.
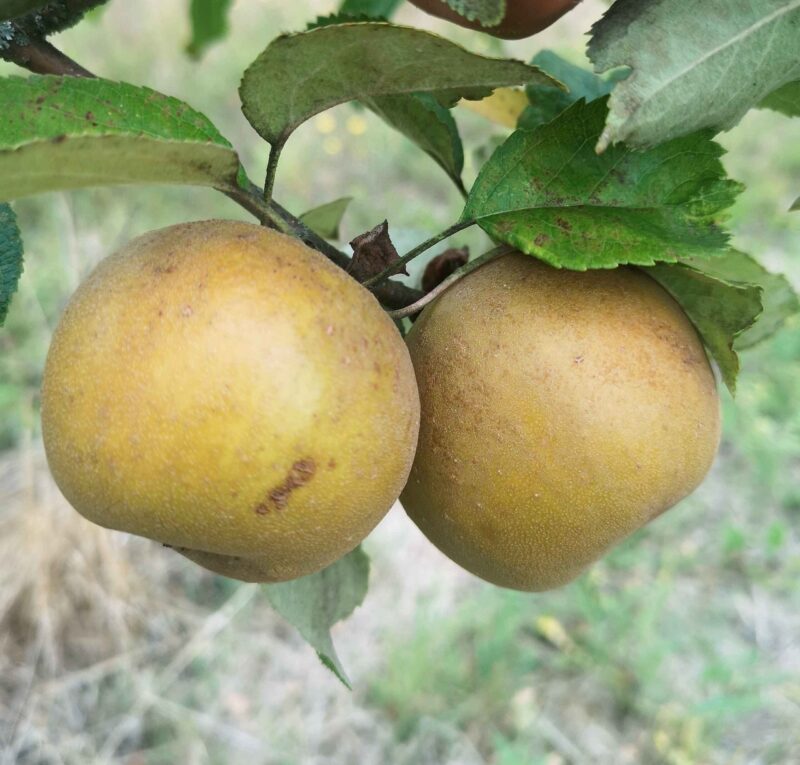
0 0 798 684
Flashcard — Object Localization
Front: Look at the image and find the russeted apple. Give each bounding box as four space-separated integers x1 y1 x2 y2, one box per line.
41 220 420 582
401 252 720 591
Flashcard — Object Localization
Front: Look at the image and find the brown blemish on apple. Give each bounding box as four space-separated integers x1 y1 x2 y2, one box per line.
255 458 316 514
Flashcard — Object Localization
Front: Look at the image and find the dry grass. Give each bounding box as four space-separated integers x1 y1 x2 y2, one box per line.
0 444 174 762
0 443 467 764
3 442 799 764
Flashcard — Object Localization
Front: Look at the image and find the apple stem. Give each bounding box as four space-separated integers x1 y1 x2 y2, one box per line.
387 244 513 319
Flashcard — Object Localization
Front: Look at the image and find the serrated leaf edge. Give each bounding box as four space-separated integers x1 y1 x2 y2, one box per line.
240 21 559 147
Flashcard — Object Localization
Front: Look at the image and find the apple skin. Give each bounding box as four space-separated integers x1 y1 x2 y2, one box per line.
409 0 583 39
401 253 720 591
41 220 420 583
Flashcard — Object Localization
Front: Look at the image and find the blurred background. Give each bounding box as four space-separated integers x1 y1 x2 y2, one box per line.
1 1 799 763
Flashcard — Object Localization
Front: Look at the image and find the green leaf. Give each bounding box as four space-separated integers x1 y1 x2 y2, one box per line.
646 262 763 393
0 203 23 326
588 0 800 151
0 0 46 20
264 547 370 688
339 0 402 17
186 0 233 59
519 50 625 130
680 250 800 350
759 80 800 117
791 197 800 211
365 92 465 192
440 0 506 25
239 22 555 150
0 76 243 202
462 98 742 270
299 196 352 240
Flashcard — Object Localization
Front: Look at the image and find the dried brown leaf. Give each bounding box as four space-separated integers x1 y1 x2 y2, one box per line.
348 220 408 283
422 246 469 293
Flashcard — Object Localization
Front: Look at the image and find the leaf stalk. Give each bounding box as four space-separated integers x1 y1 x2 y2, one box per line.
387 244 512 319
363 219 473 288
263 140 284 204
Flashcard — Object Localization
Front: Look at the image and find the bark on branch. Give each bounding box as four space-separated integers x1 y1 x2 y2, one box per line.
1 34 94 76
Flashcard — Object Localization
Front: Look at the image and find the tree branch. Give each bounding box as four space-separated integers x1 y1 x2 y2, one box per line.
370 277 424 312
0 33 94 76
0 17 422 312
225 185 422 310
0 0 107 75
62 0 107 13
